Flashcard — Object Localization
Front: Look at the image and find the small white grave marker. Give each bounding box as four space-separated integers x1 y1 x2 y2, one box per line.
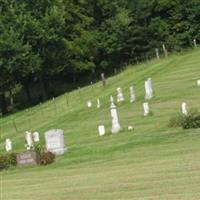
97 99 101 108
197 80 200 87
128 126 133 131
145 78 153 100
98 125 105 136
143 102 150 116
33 132 40 142
181 102 188 115
5 138 12 152
129 86 136 103
87 101 92 108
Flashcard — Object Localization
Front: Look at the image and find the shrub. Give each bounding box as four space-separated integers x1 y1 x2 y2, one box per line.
7 153 17 166
169 113 183 127
34 143 44 156
0 155 10 170
0 153 17 170
39 152 55 165
169 109 200 129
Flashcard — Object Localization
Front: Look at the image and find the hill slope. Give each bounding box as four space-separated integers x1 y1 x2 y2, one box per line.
1 49 200 200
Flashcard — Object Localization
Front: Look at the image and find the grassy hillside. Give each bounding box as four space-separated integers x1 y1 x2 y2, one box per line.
1 49 200 200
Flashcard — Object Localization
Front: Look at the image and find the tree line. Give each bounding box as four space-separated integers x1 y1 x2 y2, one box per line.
0 0 200 115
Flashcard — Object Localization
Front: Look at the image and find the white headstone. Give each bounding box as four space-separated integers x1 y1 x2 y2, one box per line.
117 87 125 103
143 102 150 116
25 131 33 150
45 129 66 155
87 101 92 108
145 78 153 100
98 125 105 136
110 102 121 134
97 99 101 109
197 80 200 87
5 138 12 152
181 102 188 115
32 132 40 142
129 86 136 103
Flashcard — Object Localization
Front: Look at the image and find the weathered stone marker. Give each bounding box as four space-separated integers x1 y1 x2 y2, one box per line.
17 151 38 166
117 87 125 103
98 125 105 136
129 86 136 103
143 102 150 116
181 102 188 115
45 129 66 155
97 98 101 108
110 96 121 134
5 138 12 152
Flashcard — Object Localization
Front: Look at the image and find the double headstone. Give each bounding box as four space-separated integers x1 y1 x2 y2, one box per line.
45 129 66 155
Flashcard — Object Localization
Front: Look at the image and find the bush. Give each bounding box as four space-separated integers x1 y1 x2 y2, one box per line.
39 152 55 165
0 153 17 170
169 113 183 127
0 155 10 170
7 153 17 166
169 109 200 129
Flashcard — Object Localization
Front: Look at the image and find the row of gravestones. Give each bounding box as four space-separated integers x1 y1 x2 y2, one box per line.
5 129 67 166
97 79 200 136
87 78 153 109
3 78 200 165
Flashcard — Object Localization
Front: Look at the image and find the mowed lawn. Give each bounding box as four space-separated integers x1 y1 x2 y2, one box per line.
1 49 200 200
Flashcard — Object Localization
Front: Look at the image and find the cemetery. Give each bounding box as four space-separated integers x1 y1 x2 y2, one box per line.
0 48 200 199
2 0 200 198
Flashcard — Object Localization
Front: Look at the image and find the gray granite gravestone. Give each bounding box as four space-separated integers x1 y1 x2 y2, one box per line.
45 129 66 155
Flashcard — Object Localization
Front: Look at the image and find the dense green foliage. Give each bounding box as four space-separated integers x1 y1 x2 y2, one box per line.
1 0 200 114
0 153 17 170
170 109 200 129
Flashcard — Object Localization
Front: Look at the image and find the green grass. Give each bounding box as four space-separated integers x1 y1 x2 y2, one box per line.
1 49 200 200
